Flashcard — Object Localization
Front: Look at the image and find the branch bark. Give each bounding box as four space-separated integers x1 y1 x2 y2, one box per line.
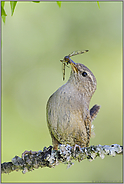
1 144 123 174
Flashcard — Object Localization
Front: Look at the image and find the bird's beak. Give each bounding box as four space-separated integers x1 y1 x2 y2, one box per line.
70 62 78 73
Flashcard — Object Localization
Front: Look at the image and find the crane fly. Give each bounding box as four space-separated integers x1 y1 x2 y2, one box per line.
60 50 89 80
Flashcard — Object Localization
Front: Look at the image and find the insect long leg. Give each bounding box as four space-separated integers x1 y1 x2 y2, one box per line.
63 62 65 80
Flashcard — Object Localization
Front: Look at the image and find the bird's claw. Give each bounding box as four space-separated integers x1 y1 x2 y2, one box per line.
22 150 38 160
73 144 81 152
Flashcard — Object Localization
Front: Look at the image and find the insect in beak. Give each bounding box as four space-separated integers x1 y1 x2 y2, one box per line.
60 50 89 80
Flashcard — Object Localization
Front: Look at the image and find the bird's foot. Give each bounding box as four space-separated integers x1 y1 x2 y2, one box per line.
73 144 81 152
22 150 38 160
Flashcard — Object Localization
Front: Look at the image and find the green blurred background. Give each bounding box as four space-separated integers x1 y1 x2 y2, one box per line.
2 1 122 183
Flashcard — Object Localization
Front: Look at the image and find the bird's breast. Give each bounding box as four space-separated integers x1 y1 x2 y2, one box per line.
47 84 88 139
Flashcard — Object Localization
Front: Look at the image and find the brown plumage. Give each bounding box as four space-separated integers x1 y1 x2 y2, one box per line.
46 58 100 150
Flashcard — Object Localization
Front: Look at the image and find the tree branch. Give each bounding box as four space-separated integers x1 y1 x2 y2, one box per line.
1 144 123 174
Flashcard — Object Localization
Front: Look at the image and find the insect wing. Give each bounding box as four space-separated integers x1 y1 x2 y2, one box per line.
68 50 89 57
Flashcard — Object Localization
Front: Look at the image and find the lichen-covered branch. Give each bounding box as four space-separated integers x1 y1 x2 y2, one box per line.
1 144 123 174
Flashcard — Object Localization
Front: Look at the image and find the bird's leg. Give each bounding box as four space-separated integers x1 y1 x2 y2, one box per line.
51 133 61 150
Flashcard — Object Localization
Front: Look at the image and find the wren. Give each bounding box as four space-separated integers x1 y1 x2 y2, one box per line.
46 51 100 150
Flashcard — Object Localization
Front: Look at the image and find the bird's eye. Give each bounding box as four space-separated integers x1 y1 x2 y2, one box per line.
82 72 87 77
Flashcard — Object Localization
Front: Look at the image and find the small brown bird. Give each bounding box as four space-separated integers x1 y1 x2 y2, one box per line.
46 51 100 150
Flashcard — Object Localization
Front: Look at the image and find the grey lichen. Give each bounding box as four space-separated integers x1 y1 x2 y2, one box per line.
1 144 123 174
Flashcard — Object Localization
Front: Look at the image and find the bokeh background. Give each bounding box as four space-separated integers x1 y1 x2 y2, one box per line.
2 1 122 183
